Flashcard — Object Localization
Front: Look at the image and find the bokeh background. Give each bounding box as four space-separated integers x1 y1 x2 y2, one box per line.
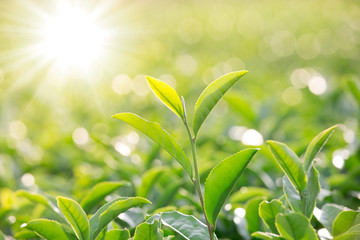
0 0 359 238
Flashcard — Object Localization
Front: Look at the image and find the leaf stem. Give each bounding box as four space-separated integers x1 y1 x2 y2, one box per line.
183 118 214 240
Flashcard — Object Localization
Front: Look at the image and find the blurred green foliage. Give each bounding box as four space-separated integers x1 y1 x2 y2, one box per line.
0 0 359 238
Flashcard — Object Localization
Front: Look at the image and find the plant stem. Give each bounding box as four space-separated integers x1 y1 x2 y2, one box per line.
183 120 214 240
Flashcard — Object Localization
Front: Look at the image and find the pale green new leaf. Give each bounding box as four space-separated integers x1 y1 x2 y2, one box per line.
146 76 184 120
193 70 248 138
204 148 258 226
134 220 163 240
276 213 319 240
251 232 285 240
112 113 192 177
81 181 129 213
333 210 360 236
259 200 286 233
26 219 77 240
57 197 90 240
267 140 307 192
302 166 320 218
17 190 50 207
333 224 360 240
104 229 130 240
89 197 151 240
304 125 337 171
282 176 302 214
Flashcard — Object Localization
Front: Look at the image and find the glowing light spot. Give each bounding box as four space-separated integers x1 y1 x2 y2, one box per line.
282 87 302 106
21 173 35 187
224 203 232 211
9 120 27 140
290 68 311 89
8 216 16 224
318 228 332 240
313 207 322 220
72 128 89 145
343 128 356 143
112 74 132 95
241 129 264 146
228 126 247 141
132 75 150 96
234 208 246 218
308 76 327 95
127 132 139 145
332 155 344 169
39 3 105 68
115 142 131 156
175 54 198 76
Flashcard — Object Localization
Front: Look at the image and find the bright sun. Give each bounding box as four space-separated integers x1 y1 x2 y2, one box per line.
39 3 105 69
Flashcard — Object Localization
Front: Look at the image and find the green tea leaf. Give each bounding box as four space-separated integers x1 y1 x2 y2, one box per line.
204 148 258 227
148 210 217 240
276 213 319 240
259 200 286 233
146 76 185 120
251 232 285 240
347 79 360 104
134 220 163 240
112 113 192 177
104 229 130 240
302 166 320 218
282 176 302 214
57 197 90 240
333 210 360 236
17 190 50 207
229 187 272 204
304 125 337 171
267 140 307 192
81 181 129 213
137 167 167 198
89 197 151 240
317 204 344 232
26 219 77 240
193 70 248 138
245 197 265 234
333 224 360 240
14 230 39 239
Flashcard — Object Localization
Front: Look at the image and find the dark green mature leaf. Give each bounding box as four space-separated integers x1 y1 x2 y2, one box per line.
89 197 151 240
267 141 307 192
146 76 185 120
26 219 77 240
282 176 302 214
333 210 360 236
276 213 319 240
112 113 192 178
81 181 129 213
149 210 217 240
251 232 285 240
137 167 167 198
259 200 286 233
204 148 258 227
133 220 163 240
57 197 90 240
304 125 337 171
104 229 130 240
317 204 344 232
333 224 360 240
193 70 248 138
302 166 320 218
347 79 360 104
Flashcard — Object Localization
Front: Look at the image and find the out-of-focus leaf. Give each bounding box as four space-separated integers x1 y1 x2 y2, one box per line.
112 113 192 178
267 141 307 192
137 167 167 198
303 125 337 171
333 210 360 236
333 224 360 240
57 197 90 240
25 219 77 240
251 232 285 240
133 220 163 240
146 76 184 120
17 190 50 207
104 229 130 240
0 231 5 240
259 200 286 233
204 148 258 227
275 213 319 240
193 71 248 138
226 93 256 124
229 187 272 204
81 181 129 213
149 210 217 240
282 176 302 214
154 180 184 209
302 166 320 218
347 79 360 104
89 197 151 240
317 204 344 232
245 197 264 234
14 230 39 239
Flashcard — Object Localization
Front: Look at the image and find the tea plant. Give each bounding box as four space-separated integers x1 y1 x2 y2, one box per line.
113 71 258 239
